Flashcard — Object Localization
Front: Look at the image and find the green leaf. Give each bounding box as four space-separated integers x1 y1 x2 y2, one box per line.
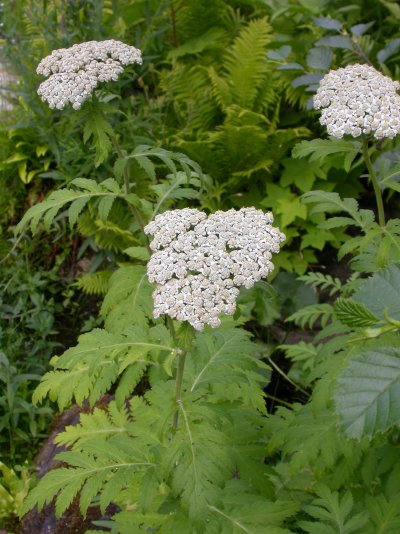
16 179 122 234
377 38 400 63
83 112 114 167
366 493 400 533
313 17 342 31
20 442 154 518
299 485 368 534
334 298 378 328
222 17 273 108
288 303 333 328
306 47 333 70
335 340 400 438
168 27 227 59
351 22 374 36
101 265 154 332
293 139 361 172
316 35 353 50
353 264 400 320
123 246 150 261
32 326 173 410
302 190 374 229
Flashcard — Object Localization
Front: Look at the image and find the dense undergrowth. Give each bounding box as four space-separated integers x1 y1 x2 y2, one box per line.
2 0 400 532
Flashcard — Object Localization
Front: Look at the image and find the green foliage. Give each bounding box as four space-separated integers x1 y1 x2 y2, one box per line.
0 462 31 520
335 339 400 439
5 0 400 532
298 485 368 534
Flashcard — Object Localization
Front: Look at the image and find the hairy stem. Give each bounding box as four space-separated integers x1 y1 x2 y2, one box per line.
362 136 385 226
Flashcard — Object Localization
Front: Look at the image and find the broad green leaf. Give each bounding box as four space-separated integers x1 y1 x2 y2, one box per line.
335 341 400 438
353 264 400 320
313 17 342 31
316 35 353 50
306 47 333 70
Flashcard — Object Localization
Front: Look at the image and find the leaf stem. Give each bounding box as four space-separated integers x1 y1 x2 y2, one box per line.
362 136 385 226
173 348 186 430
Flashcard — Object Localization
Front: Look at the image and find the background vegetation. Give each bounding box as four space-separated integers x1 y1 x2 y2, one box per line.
2 0 400 532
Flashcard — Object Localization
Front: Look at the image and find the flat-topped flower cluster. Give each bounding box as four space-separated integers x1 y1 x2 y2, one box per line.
314 64 400 140
145 208 285 330
37 40 142 110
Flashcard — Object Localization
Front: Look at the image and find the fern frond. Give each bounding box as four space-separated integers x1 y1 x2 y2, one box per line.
74 271 112 295
298 272 342 296
288 303 333 328
222 17 273 108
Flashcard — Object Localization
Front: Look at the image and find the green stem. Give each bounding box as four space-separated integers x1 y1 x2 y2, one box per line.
109 131 147 231
173 349 187 430
362 136 385 226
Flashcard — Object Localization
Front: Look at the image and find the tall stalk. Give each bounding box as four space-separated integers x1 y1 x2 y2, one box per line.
362 136 385 227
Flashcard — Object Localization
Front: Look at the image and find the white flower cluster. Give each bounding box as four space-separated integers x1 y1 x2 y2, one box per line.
36 40 142 110
313 64 400 139
145 208 285 331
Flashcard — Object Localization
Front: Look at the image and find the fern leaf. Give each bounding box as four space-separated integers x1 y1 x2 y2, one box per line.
288 303 333 328
74 271 112 295
298 272 342 296
222 18 273 108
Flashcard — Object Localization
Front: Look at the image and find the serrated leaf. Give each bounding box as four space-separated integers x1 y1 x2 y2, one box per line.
334 298 378 328
83 112 114 167
293 139 361 172
101 265 154 332
335 342 400 438
353 264 400 321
